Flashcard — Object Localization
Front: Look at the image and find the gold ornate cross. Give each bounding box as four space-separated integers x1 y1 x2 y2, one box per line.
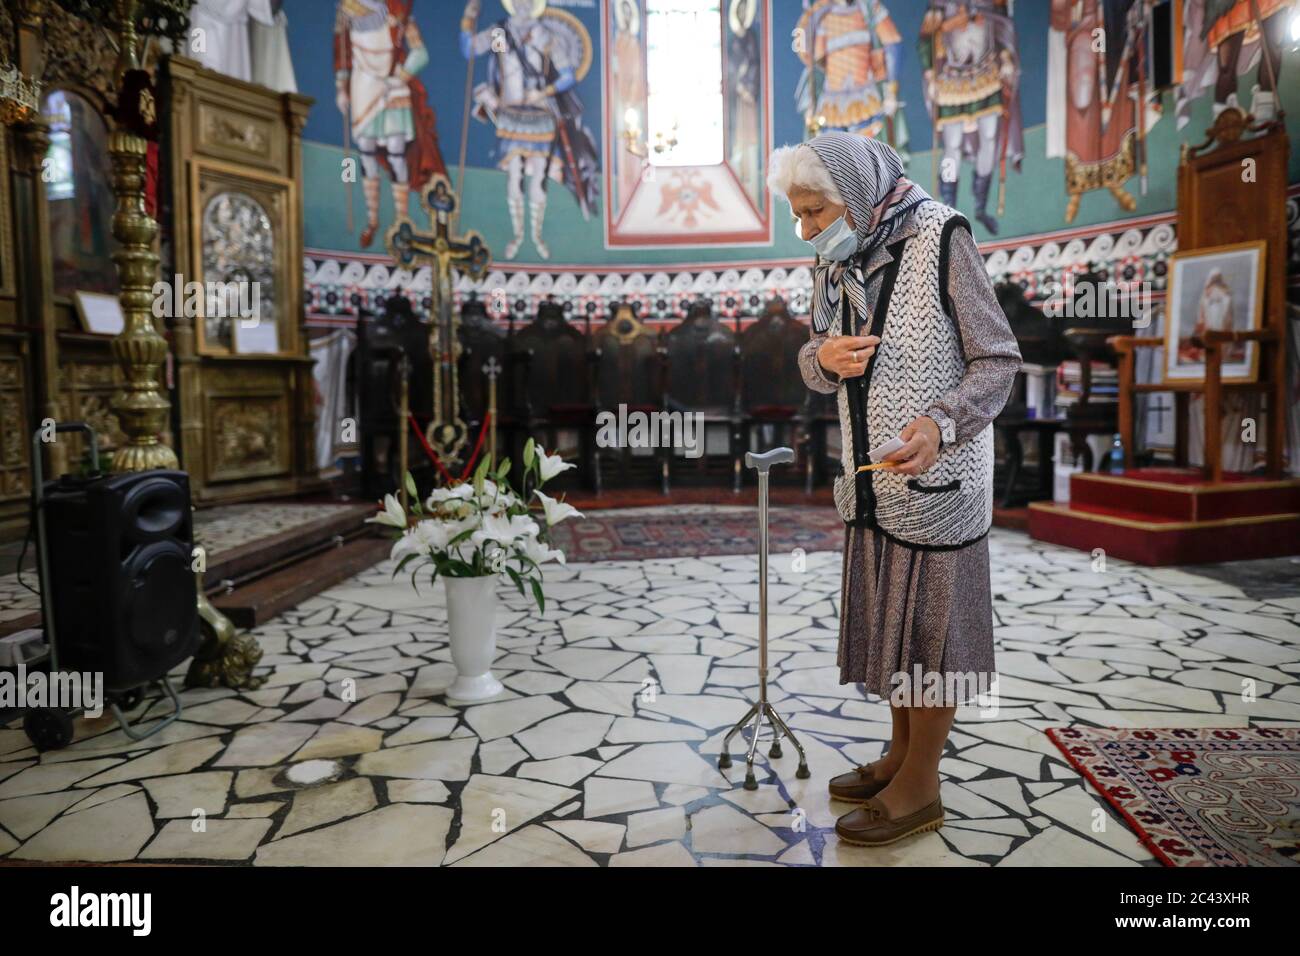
386 174 491 465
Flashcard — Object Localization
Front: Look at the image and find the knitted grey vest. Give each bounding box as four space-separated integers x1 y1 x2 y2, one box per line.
831 203 994 549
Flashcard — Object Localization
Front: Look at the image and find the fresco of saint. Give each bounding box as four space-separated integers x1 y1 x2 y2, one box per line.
1045 0 1160 223
460 0 600 260
333 0 447 248
1178 0 1291 128
917 1 1023 235
794 0 909 160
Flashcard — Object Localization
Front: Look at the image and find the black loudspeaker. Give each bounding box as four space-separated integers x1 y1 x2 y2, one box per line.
42 470 200 692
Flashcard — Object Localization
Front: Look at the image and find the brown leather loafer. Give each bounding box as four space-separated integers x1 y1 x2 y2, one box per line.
827 763 890 803
835 796 944 847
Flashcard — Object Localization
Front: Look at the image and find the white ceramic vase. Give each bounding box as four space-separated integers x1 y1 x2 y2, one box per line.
443 574 503 701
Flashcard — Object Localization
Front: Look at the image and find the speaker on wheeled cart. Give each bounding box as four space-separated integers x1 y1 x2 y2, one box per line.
41 470 201 692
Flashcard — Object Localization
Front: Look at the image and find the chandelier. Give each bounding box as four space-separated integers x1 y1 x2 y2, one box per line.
0 61 41 126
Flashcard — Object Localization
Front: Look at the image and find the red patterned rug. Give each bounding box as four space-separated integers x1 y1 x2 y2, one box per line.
1047 726 1300 867
548 507 846 562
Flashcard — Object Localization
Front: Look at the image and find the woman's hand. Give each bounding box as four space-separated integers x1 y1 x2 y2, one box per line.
817 335 880 379
881 416 941 476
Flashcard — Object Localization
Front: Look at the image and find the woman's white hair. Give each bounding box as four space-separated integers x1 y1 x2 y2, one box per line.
766 143 844 206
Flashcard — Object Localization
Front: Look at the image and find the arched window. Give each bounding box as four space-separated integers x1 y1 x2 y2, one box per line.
606 0 770 247
42 89 119 297
644 0 724 167
43 91 75 201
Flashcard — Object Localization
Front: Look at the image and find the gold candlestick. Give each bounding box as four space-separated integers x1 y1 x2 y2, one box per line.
483 355 500 466
109 128 176 471
106 0 180 472
398 354 411 512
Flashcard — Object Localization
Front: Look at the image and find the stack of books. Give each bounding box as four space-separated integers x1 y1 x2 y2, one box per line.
1056 361 1118 408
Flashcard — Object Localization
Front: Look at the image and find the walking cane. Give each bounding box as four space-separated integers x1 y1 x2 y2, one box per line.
718 447 811 790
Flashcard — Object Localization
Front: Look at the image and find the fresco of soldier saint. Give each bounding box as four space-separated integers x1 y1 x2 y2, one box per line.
460 0 600 261
918 1 1023 235
794 0 910 161
333 0 447 249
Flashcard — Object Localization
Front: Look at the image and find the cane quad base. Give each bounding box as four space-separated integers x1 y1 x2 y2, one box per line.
718 698 811 790
716 447 811 789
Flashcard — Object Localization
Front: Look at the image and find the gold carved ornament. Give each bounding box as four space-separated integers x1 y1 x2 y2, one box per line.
0 61 41 125
204 112 269 155
46 0 191 472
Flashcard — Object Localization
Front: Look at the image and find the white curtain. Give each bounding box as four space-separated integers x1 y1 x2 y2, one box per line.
250 8 298 93
188 0 294 91
311 330 357 474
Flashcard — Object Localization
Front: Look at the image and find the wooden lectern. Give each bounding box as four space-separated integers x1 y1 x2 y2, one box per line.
1111 109 1290 482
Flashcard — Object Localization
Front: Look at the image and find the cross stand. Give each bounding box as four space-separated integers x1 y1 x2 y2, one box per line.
387 173 492 470
718 447 810 789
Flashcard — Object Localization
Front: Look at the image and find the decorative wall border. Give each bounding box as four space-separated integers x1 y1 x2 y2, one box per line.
304 185 1300 329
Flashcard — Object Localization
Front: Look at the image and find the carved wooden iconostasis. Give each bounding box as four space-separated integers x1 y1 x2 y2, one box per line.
0 5 321 543
0 121 26 533
1 9 25 539
163 55 319 505
1 1 133 539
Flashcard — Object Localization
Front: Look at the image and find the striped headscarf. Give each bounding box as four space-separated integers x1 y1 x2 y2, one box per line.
805 132 932 334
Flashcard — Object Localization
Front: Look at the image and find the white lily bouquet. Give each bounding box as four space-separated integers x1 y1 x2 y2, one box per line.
367 438 583 612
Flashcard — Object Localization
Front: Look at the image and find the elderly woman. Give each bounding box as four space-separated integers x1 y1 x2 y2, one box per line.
768 132 1020 847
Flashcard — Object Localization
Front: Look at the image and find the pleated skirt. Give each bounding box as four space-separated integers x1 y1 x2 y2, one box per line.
838 524 996 706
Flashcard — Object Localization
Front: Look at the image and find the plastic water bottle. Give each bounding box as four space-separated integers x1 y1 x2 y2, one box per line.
1107 433 1125 474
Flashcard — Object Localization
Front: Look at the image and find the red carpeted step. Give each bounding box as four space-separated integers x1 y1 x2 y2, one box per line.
1028 501 1300 566
992 507 1030 531
1071 472 1300 523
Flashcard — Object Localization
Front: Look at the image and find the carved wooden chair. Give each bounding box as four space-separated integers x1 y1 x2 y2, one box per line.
738 296 813 488
661 298 742 492
457 295 514 471
508 299 596 491
354 294 434 499
591 302 665 492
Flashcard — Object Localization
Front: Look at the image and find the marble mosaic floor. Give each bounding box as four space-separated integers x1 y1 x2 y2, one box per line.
1 526 1298 866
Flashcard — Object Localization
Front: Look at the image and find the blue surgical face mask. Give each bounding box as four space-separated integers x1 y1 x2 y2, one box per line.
797 214 858 262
